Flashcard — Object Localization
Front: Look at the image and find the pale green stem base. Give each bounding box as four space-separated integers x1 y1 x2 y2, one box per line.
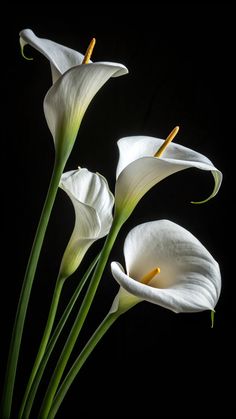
48 310 122 419
39 219 122 418
21 253 100 418
1 159 64 419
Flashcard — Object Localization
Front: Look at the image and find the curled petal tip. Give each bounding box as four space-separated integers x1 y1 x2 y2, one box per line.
19 38 33 60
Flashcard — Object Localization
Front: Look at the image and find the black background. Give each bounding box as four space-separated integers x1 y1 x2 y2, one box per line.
1 3 234 418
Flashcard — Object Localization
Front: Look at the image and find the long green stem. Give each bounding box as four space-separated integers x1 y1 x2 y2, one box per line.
48 311 121 419
21 253 100 418
1 159 64 419
39 218 122 418
19 278 64 419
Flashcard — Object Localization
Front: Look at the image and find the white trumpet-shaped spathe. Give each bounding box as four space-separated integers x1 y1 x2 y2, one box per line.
43 62 127 161
19 29 128 161
111 220 221 314
59 168 114 279
115 136 222 221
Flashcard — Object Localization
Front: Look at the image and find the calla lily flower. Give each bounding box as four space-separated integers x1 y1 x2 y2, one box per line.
43 61 127 161
111 220 221 314
19 29 128 162
114 134 222 222
59 168 114 279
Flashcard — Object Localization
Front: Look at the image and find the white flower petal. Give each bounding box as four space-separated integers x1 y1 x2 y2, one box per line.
115 136 222 217
60 168 114 236
116 136 215 177
20 28 86 82
59 168 114 278
59 213 100 279
63 191 101 239
111 220 221 313
44 63 128 160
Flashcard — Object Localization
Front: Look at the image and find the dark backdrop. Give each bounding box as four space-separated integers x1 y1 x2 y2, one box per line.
1 3 234 418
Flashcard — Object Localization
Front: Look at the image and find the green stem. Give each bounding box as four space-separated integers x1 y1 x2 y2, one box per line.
39 218 122 418
19 277 64 419
1 159 64 419
48 310 121 419
21 253 100 418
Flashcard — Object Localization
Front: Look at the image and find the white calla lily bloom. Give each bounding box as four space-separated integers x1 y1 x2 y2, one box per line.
59 168 114 279
43 62 127 161
115 135 222 222
111 220 221 314
19 29 128 161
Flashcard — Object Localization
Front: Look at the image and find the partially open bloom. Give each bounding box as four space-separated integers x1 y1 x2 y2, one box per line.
111 220 221 314
114 134 222 223
59 168 114 279
19 29 128 162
